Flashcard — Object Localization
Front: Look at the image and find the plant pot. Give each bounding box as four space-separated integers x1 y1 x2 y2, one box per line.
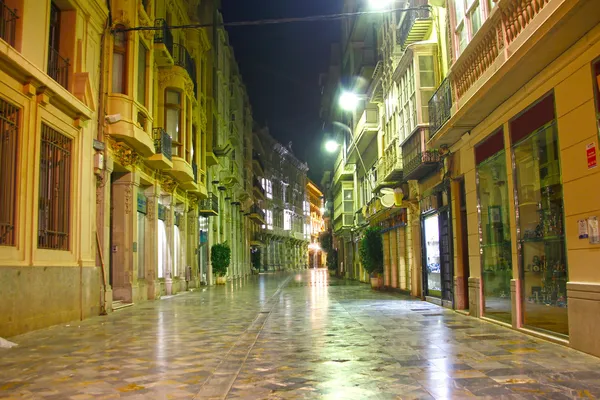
370 275 383 290
216 276 227 285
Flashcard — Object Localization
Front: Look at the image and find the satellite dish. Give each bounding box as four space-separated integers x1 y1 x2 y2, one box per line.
380 193 395 208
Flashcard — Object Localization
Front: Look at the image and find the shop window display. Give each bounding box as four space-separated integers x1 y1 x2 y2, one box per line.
477 150 512 323
513 123 568 336
424 214 441 297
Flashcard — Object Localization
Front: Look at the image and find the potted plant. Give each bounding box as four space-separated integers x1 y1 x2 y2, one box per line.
359 226 384 289
211 243 231 284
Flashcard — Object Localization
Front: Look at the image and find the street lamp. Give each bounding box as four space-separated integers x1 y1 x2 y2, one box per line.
338 91 361 112
368 0 394 10
325 140 340 153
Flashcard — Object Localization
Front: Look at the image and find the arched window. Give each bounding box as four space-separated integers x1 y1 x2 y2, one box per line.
112 26 127 94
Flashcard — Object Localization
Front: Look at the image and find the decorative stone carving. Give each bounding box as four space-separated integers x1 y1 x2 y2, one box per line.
124 185 133 214
108 139 141 168
158 175 177 193
113 10 131 27
147 198 155 221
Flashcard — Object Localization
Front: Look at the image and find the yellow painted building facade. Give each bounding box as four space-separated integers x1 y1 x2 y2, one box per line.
427 0 600 355
0 0 257 338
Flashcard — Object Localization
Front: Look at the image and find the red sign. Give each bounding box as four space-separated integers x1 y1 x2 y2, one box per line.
587 142 597 169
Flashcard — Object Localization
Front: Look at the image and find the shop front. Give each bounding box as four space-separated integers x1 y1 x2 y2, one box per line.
511 94 568 336
373 209 409 290
420 184 453 307
475 129 513 324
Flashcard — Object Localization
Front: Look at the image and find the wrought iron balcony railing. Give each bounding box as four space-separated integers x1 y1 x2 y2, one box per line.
173 43 197 96
428 78 452 138
199 192 219 216
0 2 17 47
153 127 173 161
253 177 266 197
154 18 174 56
249 205 266 222
192 161 198 183
48 47 69 89
396 0 431 48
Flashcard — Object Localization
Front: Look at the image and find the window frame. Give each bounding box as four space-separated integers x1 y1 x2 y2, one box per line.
165 89 183 157
137 39 148 106
0 97 20 247
452 0 494 58
112 25 128 94
38 123 72 251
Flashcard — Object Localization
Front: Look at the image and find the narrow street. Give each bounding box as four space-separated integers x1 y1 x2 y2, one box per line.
1 270 599 400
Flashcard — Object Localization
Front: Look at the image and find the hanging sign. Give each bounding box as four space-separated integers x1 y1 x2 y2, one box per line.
587 142 597 169
137 193 147 214
158 204 167 221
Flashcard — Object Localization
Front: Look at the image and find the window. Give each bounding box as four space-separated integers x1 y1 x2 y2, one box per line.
38 124 72 250
453 0 492 57
265 209 273 230
284 210 292 231
112 26 127 94
264 178 273 199
419 55 436 124
165 90 182 157
0 98 19 246
47 2 69 88
137 41 148 105
343 189 354 213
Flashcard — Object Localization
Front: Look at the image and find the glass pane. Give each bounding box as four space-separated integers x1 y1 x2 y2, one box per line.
137 43 147 105
458 24 468 53
419 56 435 87
477 151 513 323
514 123 568 336
112 53 124 94
166 108 180 141
137 212 145 280
454 0 465 23
424 214 441 297
166 90 181 105
471 4 482 36
344 189 353 200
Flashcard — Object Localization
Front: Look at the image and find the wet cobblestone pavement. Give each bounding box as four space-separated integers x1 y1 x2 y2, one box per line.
2 270 600 399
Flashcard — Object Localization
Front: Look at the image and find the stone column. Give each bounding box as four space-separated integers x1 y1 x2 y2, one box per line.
99 156 114 309
162 194 174 295
145 187 159 300
111 172 139 303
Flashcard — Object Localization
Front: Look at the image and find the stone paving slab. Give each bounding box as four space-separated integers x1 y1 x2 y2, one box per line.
1 270 600 399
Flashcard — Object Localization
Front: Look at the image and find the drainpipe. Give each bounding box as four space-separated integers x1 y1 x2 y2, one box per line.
94 0 112 316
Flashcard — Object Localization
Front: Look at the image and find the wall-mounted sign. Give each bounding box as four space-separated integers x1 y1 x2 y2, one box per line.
137 193 147 214
578 219 589 239
200 230 208 244
158 204 167 221
587 142 597 169
588 216 600 244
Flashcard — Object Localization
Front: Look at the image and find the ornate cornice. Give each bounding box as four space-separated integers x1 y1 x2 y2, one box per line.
107 137 141 168
158 174 177 193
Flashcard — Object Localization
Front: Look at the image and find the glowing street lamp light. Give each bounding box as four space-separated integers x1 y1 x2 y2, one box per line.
369 0 394 10
339 91 361 112
325 140 340 153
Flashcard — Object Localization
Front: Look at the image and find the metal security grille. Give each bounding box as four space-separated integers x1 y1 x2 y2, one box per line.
0 98 19 246
38 124 71 250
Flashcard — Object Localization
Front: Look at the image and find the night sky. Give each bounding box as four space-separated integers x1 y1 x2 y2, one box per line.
220 0 343 183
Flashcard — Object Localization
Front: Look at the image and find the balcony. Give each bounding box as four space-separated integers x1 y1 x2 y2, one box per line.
154 19 174 67
376 138 403 187
433 0 600 147
402 127 441 181
253 177 266 199
48 47 70 89
349 107 379 161
428 78 452 139
173 43 197 96
168 157 195 184
248 205 266 224
0 3 17 47
218 161 239 188
148 128 173 169
252 151 264 175
199 192 219 216
396 1 432 50
333 160 356 184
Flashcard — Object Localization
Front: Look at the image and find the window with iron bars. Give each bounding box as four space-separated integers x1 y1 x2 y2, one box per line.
0 98 19 246
38 124 72 250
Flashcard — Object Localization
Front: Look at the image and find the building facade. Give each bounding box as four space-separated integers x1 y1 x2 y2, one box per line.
323 0 600 357
307 180 325 269
0 0 258 338
254 127 310 271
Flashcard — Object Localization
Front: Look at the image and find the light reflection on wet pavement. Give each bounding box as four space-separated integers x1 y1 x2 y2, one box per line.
1 269 600 399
